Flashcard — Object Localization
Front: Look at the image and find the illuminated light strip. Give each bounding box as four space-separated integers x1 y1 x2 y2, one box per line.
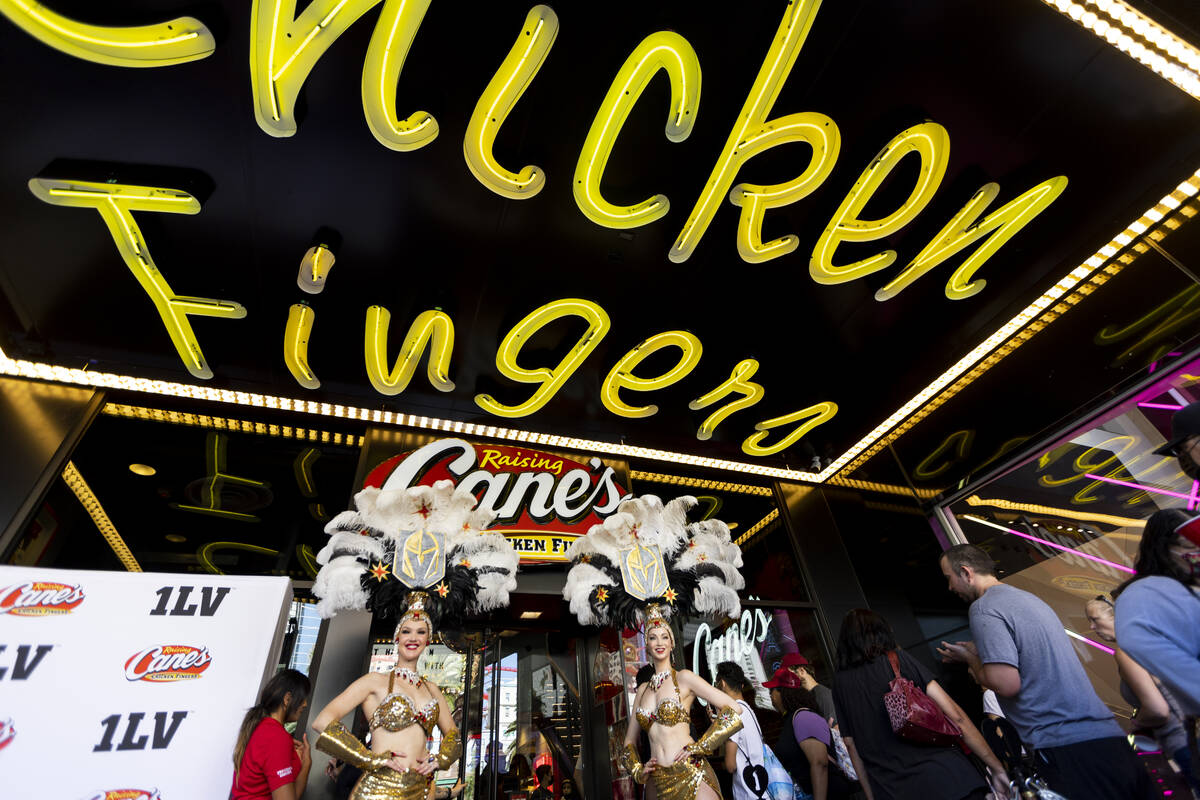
825 476 940 499
197 541 278 575
61 461 142 572
101 403 365 446
1137 402 1183 410
962 514 1135 574
963 495 1146 529
629 470 772 496
827 166 1200 481
734 508 780 547
1190 480 1199 512
1040 0 1200 101
0 354 819 479
1083 473 1197 502
1065 628 1116 655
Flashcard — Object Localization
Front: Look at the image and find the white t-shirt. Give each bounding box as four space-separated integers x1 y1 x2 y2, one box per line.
729 700 766 800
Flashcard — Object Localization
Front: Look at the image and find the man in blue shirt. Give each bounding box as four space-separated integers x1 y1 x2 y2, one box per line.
937 544 1153 799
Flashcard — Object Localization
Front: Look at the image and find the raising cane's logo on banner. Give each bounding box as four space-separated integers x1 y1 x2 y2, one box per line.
125 645 213 682
0 580 85 616
0 718 15 752
86 790 163 800
365 438 627 562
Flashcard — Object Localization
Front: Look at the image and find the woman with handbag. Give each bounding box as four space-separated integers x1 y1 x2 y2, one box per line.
764 669 853 800
715 662 793 800
830 609 1009 800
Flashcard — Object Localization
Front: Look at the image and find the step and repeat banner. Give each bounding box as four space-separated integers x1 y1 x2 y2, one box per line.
0 565 292 800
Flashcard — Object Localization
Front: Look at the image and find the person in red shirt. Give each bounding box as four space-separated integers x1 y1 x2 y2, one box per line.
232 668 313 800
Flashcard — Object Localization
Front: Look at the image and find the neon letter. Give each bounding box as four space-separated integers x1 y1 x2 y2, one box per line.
475 299 610 418
688 360 764 441
364 307 455 396
464 5 558 199
742 401 838 457
28 178 245 380
601 331 702 418
284 303 320 389
361 0 437 151
875 177 1069 301
670 0 831 263
810 122 950 286
0 0 214 67
574 32 700 229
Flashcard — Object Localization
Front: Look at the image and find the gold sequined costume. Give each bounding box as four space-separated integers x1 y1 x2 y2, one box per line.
350 766 432 800
651 756 722 800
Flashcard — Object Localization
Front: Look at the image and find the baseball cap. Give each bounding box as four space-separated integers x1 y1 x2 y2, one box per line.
762 667 805 689
1175 513 1200 548
1153 401 1200 456
780 653 810 668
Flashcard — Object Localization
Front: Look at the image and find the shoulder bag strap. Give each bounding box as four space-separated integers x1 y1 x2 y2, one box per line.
886 650 901 679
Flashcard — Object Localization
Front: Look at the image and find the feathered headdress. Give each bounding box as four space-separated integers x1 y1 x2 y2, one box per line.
312 479 519 630
561 495 744 632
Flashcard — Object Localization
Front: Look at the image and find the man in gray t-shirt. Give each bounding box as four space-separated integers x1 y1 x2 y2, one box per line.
937 544 1153 800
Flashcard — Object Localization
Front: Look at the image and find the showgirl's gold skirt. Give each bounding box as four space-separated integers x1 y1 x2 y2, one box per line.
651 757 723 800
350 766 432 800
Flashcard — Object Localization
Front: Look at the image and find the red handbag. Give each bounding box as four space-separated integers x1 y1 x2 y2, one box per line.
882 650 966 750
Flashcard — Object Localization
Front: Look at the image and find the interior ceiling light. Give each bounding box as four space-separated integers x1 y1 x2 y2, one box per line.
165 533 187 543
128 463 156 476
1041 0 1200 101
62 461 142 572
297 243 334 294
519 611 542 619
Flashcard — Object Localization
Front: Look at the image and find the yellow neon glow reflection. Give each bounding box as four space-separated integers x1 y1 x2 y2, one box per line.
464 5 558 199
475 298 610 418
284 303 320 389
573 31 700 229
171 433 267 522
362 0 437 151
601 330 702 418
731 113 840 263
688 359 764 441
670 0 825 263
0 0 214 67
364 307 455 396
810 121 950 285
742 401 838 457
28 178 245 380
876 176 1069 301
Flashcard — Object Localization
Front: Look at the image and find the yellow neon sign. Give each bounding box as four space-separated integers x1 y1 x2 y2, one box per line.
362 0 438 151
742 401 838 457
688 359 764 441
464 5 558 199
364 307 456 396
601 331 702 418
0 0 214 67
876 177 1069 301
475 298 610 418
284 303 320 389
810 122 950 286
670 0 826 262
28 178 246 380
573 31 701 229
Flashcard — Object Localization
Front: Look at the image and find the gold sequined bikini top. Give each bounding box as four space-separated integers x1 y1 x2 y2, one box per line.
635 669 689 731
370 671 439 735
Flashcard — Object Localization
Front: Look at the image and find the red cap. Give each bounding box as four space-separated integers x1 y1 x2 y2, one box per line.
762 666 805 689
1175 514 1200 548
781 653 810 668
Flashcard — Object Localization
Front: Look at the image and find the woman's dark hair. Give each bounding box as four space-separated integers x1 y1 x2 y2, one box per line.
233 668 311 772
835 608 898 670
775 685 819 714
1114 508 1193 597
715 661 754 701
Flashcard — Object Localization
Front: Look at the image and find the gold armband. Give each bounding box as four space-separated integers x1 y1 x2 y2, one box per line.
620 742 647 784
686 706 743 756
436 728 462 769
315 719 391 771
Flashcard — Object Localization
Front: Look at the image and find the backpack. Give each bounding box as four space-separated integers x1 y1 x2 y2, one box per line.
734 701 800 800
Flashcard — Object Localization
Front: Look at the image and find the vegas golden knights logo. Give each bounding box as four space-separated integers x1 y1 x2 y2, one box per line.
393 526 446 588
620 543 668 600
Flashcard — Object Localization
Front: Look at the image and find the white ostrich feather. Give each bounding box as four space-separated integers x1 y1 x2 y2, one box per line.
315 531 385 565
313 557 370 618
692 575 741 619
323 510 366 535
562 562 615 626
475 571 519 612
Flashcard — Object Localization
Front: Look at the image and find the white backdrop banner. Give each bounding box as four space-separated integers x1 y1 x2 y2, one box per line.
0 565 292 800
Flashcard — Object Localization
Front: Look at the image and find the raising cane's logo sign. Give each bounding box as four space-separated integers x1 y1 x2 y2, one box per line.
125 645 212 682
86 791 163 800
0 718 15 752
365 438 627 562
0 581 85 616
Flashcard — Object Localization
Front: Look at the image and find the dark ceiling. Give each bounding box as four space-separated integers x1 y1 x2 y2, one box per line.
2 0 1199 474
